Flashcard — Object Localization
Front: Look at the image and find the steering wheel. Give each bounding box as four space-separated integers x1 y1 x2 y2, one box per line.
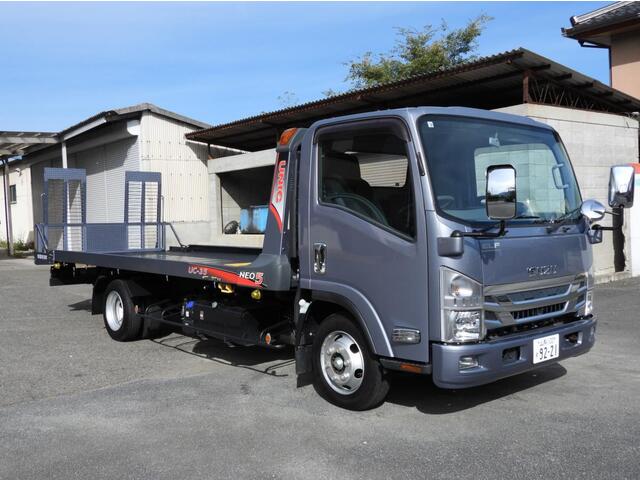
327 193 389 226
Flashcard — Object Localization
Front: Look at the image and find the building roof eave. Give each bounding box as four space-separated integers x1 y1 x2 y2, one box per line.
186 47 640 151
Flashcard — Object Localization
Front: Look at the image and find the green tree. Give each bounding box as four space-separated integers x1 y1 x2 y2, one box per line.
345 15 491 89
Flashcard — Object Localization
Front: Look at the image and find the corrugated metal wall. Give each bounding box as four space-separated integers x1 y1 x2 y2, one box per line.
80 137 140 223
30 157 62 225
140 112 209 223
30 140 140 225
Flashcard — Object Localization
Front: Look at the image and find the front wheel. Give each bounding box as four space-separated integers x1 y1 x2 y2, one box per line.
312 313 389 410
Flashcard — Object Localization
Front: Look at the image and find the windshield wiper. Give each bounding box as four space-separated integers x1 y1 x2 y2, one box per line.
514 215 556 225
453 215 542 239
452 219 508 239
546 208 581 233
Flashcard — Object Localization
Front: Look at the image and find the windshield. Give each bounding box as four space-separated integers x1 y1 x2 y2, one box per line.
418 115 582 225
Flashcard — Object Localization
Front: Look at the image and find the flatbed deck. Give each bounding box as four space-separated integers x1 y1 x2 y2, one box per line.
49 245 271 288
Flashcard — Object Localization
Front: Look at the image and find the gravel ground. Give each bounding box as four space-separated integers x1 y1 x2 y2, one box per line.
0 257 638 479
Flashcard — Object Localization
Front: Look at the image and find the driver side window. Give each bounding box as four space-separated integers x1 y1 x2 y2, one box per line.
318 125 416 238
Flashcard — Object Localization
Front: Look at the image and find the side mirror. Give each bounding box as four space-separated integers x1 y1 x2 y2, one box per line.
580 199 606 222
608 165 635 208
486 165 516 220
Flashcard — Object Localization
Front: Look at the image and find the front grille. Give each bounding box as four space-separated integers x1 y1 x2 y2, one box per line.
486 314 579 340
511 302 565 321
486 284 570 304
484 274 588 334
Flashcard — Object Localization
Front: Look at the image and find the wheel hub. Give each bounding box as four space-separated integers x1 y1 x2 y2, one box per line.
331 354 345 372
320 331 365 395
105 290 124 331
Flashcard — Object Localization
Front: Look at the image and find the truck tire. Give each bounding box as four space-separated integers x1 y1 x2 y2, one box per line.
312 313 389 410
103 279 142 341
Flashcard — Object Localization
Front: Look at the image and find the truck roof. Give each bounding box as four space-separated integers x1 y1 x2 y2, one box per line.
309 106 554 132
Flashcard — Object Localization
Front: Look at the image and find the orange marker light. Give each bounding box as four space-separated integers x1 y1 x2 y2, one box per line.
399 363 423 374
279 128 298 146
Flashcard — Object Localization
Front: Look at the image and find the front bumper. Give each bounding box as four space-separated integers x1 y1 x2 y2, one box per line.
431 316 596 389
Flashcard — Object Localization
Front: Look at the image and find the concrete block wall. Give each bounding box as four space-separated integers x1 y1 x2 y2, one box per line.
496 104 639 281
218 167 273 230
208 149 275 247
220 184 242 229
475 144 567 215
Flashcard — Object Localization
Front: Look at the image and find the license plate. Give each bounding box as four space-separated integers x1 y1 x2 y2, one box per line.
532 334 560 364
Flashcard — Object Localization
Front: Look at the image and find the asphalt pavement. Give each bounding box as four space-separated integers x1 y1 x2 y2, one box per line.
0 257 638 479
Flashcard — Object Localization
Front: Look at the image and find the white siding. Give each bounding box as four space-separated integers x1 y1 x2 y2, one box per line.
0 167 34 243
140 112 209 223
81 137 140 223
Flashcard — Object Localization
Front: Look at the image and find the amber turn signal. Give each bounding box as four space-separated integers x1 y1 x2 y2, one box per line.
278 128 298 146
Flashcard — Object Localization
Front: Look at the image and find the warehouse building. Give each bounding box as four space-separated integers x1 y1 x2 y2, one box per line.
0 104 237 248
187 48 640 282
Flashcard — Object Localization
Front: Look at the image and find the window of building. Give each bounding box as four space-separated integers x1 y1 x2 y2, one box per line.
9 184 16 204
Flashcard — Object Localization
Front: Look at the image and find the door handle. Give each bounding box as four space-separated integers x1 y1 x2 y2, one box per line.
314 243 327 274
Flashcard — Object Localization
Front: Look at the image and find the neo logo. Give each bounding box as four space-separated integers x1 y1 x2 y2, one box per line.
239 271 264 285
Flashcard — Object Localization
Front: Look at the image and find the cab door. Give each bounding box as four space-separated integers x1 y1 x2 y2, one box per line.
300 118 429 362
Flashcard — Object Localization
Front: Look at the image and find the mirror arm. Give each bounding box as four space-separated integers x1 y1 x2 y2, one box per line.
594 205 626 231
452 220 507 239
591 224 619 232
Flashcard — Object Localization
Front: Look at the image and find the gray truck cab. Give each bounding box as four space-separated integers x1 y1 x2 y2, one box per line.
292 106 635 406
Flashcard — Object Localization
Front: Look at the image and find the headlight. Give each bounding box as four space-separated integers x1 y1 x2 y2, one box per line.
584 291 594 316
584 267 594 316
441 267 484 343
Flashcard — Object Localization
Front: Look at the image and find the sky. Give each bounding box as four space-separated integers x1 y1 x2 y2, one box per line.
0 1 611 132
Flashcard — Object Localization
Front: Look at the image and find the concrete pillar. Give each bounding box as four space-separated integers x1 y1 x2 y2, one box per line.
61 141 68 168
209 173 223 242
630 165 640 276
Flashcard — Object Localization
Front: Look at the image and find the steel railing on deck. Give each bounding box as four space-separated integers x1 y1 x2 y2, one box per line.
34 221 185 257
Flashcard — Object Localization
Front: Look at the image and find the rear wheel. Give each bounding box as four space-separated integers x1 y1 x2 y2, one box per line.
103 279 142 341
312 313 389 410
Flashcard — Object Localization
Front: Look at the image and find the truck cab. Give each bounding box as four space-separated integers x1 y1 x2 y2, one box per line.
291 107 635 408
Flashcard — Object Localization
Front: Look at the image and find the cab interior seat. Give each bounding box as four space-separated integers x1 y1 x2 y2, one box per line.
322 151 389 225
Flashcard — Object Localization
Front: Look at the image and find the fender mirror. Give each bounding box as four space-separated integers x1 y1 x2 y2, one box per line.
580 199 606 222
486 165 516 220
608 165 635 208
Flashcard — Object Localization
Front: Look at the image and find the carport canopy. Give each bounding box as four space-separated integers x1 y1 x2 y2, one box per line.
1 131 58 256
0 131 58 161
